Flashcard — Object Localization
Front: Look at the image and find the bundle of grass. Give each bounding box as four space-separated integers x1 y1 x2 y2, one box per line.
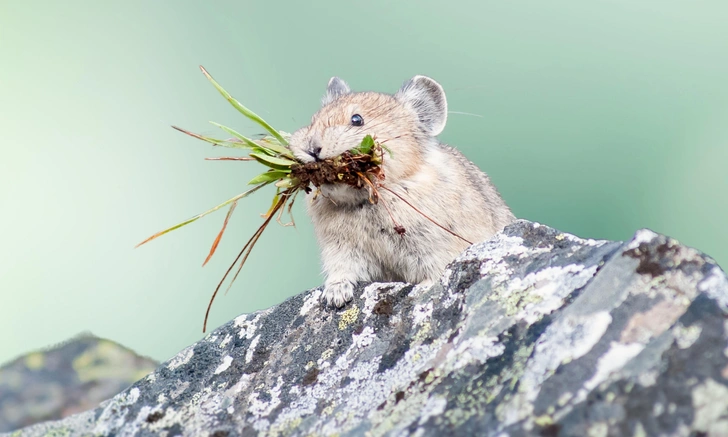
137 67 393 332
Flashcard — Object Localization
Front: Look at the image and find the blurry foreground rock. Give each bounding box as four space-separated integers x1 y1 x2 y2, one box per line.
0 334 157 432
7 220 728 436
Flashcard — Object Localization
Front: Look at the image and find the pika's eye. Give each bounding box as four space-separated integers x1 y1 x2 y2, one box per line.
351 114 364 126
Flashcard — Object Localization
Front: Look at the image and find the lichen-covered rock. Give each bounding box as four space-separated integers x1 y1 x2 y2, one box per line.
0 334 157 432
7 220 728 437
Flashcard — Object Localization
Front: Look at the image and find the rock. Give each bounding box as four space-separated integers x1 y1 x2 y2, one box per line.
6 220 728 437
0 334 157 433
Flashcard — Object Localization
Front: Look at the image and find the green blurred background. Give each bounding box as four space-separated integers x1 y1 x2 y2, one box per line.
1 1 726 366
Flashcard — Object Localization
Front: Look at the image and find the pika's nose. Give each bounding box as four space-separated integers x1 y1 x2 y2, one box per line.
308 138 322 161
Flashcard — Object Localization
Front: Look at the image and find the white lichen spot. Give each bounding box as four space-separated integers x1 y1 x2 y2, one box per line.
321 404 335 416
157 393 166 404
128 387 140 402
583 342 644 393
353 326 376 349
502 311 612 425
637 370 659 387
299 288 323 316
215 355 233 374
587 421 608 437
360 282 407 317
418 396 447 425
227 405 234 415
252 419 270 432
245 335 261 364
234 312 264 340
692 379 728 434
441 267 453 285
624 229 659 250
167 346 194 371
412 301 434 326
512 264 597 324
533 311 613 380
674 324 702 349
334 352 353 373
93 387 142 433
557 391 573 407
449 336 505 370
143 406 186 432
248 376 284 428
219 334 233 349
633 422 647 437
698 266 728 312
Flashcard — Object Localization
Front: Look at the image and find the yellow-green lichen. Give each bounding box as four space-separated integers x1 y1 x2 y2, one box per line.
534 414 554 426
424 372 436 385
267 416 303 437
40 427 72 437
322 404 335 416
72 340 155 383
338 306 360 330
24 352 45 370
413 322 432 343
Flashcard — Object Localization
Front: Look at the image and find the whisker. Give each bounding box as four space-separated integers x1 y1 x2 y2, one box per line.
448 111 484 118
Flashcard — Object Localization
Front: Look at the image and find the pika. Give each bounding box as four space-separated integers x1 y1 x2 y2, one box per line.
289 76 516 307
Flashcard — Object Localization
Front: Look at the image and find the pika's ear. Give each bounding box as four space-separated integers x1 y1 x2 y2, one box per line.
395 75 448 136
322 77 351 106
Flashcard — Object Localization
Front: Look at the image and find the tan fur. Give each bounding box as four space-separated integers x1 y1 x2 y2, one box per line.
289 77 516 307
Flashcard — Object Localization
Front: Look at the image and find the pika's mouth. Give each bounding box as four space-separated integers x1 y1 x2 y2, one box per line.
290 150 384 193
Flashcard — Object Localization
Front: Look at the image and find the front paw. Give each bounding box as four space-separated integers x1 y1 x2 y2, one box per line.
322 279 355 308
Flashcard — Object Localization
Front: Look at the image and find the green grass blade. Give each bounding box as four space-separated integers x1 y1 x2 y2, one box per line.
256 137 295 159
210 122 294 160
135 181 272 248
199 66 289 146
275 177 298 188
209 122 260 149
250 152 296 168
248 170 289 185
172 126 249 150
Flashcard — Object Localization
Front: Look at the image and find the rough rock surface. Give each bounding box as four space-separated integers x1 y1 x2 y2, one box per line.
0 334 157 432
7 220 728 437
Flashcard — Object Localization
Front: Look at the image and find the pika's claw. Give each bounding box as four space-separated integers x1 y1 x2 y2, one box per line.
322 279 355 308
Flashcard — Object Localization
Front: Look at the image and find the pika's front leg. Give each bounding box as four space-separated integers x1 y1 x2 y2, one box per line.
319 241 379 308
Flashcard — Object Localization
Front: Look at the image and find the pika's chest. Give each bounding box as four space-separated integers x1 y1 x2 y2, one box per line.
309 194 408 242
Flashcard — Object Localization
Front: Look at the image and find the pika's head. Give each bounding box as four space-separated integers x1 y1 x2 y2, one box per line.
289 76 448 184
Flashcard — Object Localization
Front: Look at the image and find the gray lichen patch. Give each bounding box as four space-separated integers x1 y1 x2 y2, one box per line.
7 220 728 437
